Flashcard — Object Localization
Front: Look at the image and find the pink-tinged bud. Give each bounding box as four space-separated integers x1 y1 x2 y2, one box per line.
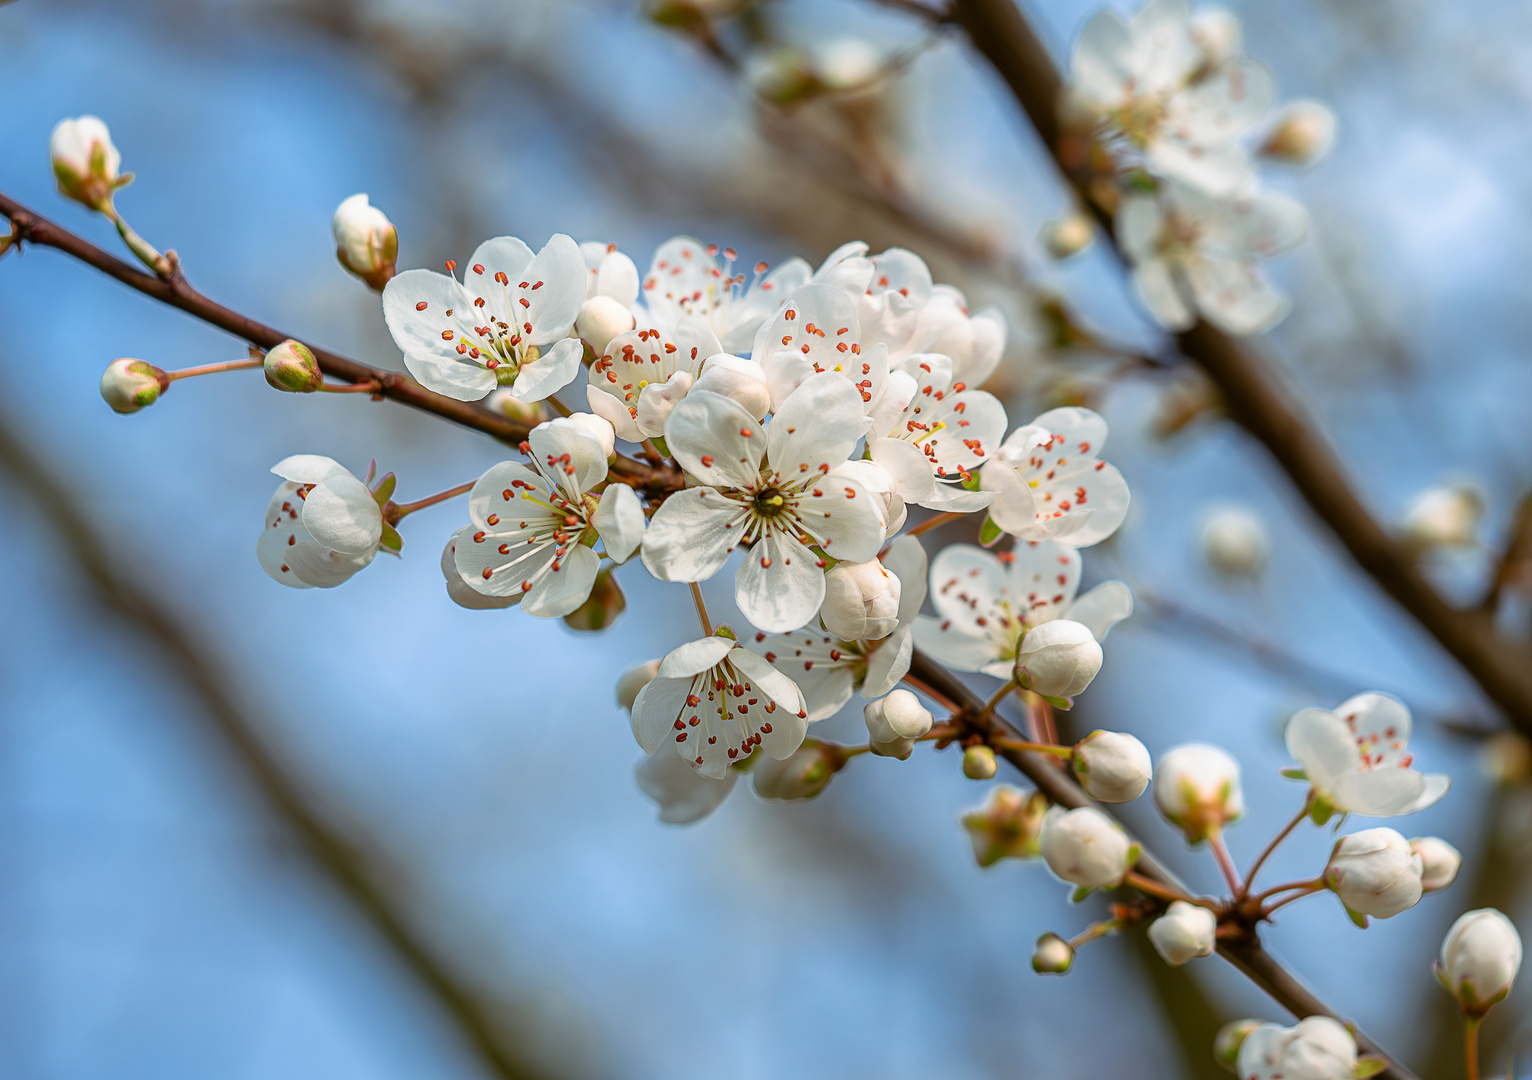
99 357 168 414
263 339 324 393
1153 743 1244 845
50 116 126 212
576 296 635 356
961 785 1048 867
821 558 901 641
1015 619 1102 698
962 744 998 780
1259 101 1338 168
1324 828 1424 922
617 660 661 713
483 389 547 426
331 194 398 291
863 689 932 760
1436 908 1522 1017
1039 806 1134 890
1031 932 1074 974
563 568 625 631
1147 901 1216 966
752 739 847 800
1071 730 1152 803
1410 837 1461 893
1039 212 1095 259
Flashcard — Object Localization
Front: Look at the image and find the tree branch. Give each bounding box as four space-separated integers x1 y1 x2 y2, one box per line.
944 0 1532 738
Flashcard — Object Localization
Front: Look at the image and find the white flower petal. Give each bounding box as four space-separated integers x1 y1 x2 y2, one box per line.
522 544 600 618
586 383 643 443
1332 769 1429 818
658 636 736 679
635 749 737 825
1284 707 1358 789
981 464 1037 533
736 532 825 633
869 437 937 502
510 336 583 403
917 483 996 513
441 528 519 610
257 482 316 589
768 371 869 485
596 249 640 307
664 390 764 489
631 676 694 754
1133 260 1196 332
518 234 586 344
302 473 383 555
403 349 498 401
911 615 998 672
881 535 928 624
1185 257 1287 336
528 416 609 501
594 484 645 563
863 623 913 697
641 487 749 582
1063 580 1133 642
284 540 375 588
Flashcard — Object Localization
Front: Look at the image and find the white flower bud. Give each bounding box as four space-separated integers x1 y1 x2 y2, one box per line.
1214 1019 1262 1073
1153 743 1244 844
1014 620 1102 699
1039 806 1134 890
863 689 933 760
1410 837 1461 893
1259 101 1338 168
1190 8 1242 69
263 339 323 393
1147 901 1216 966
331 194 398 290
567 412 616 459
1402 484 1481 548
1236 1017 1356 1080
752 740 845 800
576 295 635 356
483 389 546 426
693 354 771 420
635 370 692 437
99 357 167 414
50 115 123 211
1031 932 1074 975
813 38 883 91
1324 828 1424 921
821 559 901 641
1039 212 1095 259
1071 730 1152 803
962 785 1048 866
1437 908 1522 1016
962 744 998 780
617 660 661 713
1200 506 1269 580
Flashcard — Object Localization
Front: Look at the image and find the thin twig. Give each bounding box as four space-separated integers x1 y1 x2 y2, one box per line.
1240 800 1313 899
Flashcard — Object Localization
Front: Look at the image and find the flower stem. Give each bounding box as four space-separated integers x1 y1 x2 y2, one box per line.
641 439 666 466
1465 1016 1482 1080
105 204 170 277
1260 883 1325 917
1238 796 1312 900
163 356 264 382
319 379 382 395
1252 878 1324 904
544 394 573 418
1122 870 1209 908
689 582 713 636
391 481 474 519
1068 916 1124 948
978 679 1017 725
905 510 963 538
1209 828 1242 895
991 735 1071 758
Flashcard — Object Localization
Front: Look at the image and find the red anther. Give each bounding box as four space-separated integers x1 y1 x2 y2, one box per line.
472 263 485 274
445 260 456 272
481 568 492 579
441 330 454 340
415 301 428 311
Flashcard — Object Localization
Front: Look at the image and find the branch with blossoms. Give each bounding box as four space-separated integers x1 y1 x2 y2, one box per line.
3 8 1524 1075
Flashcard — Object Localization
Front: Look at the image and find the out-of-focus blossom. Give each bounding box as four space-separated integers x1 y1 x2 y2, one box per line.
1259 101 1337 168
1236 1017 1356 1080
963 785 1049 866
1039 805 1136 890
1154 742 1243 844
1284 693 1449 820
1410 837 1461 893
332 194 398 290
1402 484 1482 549
50 115 125 211
1040 212 1097 259
1436 908 1522 1016
1032 932 1075 974
963 744 998 780
752 739 846 800
1200 505 1269 580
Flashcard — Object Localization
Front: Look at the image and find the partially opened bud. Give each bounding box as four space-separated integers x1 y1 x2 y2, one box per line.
1015 619 1102 698
577 295 635 356
694 354 771 420
863 689 933 760
1436 908 1522 1017
483 389 546 426
1071 730 1152 803
50 116 124 212
636 371 692 437
1039 212 1095 259
1259 101 1338 168
331 194 398 290
617 660 661 713
962 785 1049 866
821 559 901 641
1031 933 1074 975
1410 837 1461 893
1039 805 1134 890
563 568 625 631
963 744 998 780
752 739 847 800
1213 1019 1261 1073
1236 1018 1356 1080
99 357 168 414
263 339 324 393
1324 828 1424 922
567 412 617 459
1147 901 1216 965
1190 7 1242 68
1200 506 1269 580
1153 743 1244 844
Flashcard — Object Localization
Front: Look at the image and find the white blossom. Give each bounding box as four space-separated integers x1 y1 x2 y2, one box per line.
982 407 1131 547
1402 484 1482 549
753 740 844 800
963 785 1048 866
1147 900 1216 965
1189 7 1242 69
586 322 722 443
440 533 519 611
913 540 1132 680
1039 805 1135 890
642 373 885 633
50 115 123 210
1437 908 1522 1015
1200 504 1269 580
1411 837 1461 893
1323 827 1424 922
631 634 809 778
863 689 933 760
916 285 1008 389
331 194 398 289
691 353 772 420
1153 742 1244 844
1071 730 1152 803
451 417 642 618
382 234 586 402
576 241 640 355
1236 1017 1356 1080
641 237 810 353
257 455 383 589
813 38 884 91
1117 180 1308 335
751 283 892 418
635 747 737 825
617 660 661 713
1284 692 1449 819
1259 101 1337 168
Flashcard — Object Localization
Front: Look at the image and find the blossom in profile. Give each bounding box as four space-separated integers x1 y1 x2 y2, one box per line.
50 115 126 211
982 407 1131 547
1284 692 1449 820
1437 908 1522 1017
257 455 383 589
1147 901 1216 965
1323 827 1425 923
1038 805 1136 890
1200 504 1269 580
1153 742 1243 844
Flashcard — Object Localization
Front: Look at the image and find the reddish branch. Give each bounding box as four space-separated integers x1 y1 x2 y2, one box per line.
947 0 1532 739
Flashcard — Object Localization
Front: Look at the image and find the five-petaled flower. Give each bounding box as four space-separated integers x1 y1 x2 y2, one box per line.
1284 692 1450 821
751 283 891 416
641 236 811 354
982 407 1131 547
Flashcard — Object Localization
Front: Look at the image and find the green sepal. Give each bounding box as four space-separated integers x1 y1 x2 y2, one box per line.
1353 1056 1387 1079
712 624 738 641
1309 794 1335 826
1344 906 1369 930
379 522 403 553
649 435 669 458
1040 693 1073 711
979 516 1003 546
961 472 983 491
1279 767 1307 781
372 472 397 505
1125 843 1142 869
1070 885 1094 904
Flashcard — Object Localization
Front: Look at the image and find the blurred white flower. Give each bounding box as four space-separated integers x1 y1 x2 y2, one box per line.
642 236 810 353
1436 908 1522 1016
1324 827 1424 922
982 407 1131 547
1236 1017 1356 1080
1259 101 1337 168
257 455 382 589
963 744 998 779
1031 932 1075 974
331 194 398 290
1189 7 1242 69
1147 900 1216 965
1040 213 1096 259
50 115 124 211
752 739 845 800
635 746 737 825
1411 837 1461 893
1153 742 1244 844
1402 484 1482 549
963 785 1049 866
1200 504 1269 580
813 38 884 91
1284 692 1449 820
1039 805 1135 890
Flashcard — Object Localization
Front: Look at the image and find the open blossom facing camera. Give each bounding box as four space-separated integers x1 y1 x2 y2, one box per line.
631 633 809 778
642 372 885 633
1236 1017 1356 1080
642 236 810 353
751 283 890 416
382 234 585 402
1284 692 1449 821
257 455 384 589
450 417 641 618
982 408 1131 547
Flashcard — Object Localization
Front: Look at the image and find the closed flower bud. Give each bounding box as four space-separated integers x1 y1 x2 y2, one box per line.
331 194 398 290
1071 730 1152 803
821 559 902 641
1200 506 1269 580
1039 212 1095 259
1014 619 1103 698
1153 743 1244 845
1236 1017 1356 1080
1190 8 1242 69
1437 908 1521 1017
1402 484 1481 549
562 568 626 631
863 689 933 760
50 115 124 212
577 295 635 356
1259 101 1338 168
617 660 661 713
567 412 616 459
1410 837 1461 893
752 739 847 800
813 38 883 91
483 389 546 426
99 357 168 414
1039 805 1134 890
1031 932 1074 975
263 339 323 393
1213 1019 1262 1073
962 785 1049 867
1324 828 1424 922
963 744 998 780
693 354 771 420
1147 901 1216 966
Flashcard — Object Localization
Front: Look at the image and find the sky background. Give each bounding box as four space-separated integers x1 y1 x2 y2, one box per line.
1 0 1530 1077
